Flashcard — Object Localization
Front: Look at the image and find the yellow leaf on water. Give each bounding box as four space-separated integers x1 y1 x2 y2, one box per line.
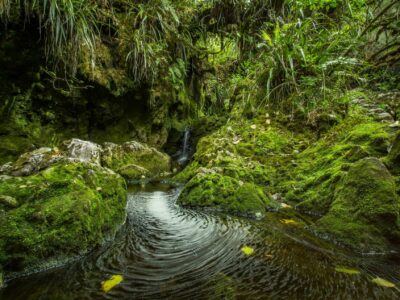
280 219 298 225
372 277 396 288
280 203 292 209
241 246 254 256
335 266 360 275
101 274 124 293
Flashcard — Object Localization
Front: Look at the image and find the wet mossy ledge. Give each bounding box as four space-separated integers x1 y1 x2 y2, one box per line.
175 106 400 254
0 138 171 281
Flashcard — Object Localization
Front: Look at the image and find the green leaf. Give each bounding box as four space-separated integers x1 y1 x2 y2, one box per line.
334 266 360 275
262 31 272 46
241 246 255 256
372 277 396 288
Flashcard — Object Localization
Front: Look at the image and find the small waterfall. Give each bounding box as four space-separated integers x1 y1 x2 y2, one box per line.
177 126 191 166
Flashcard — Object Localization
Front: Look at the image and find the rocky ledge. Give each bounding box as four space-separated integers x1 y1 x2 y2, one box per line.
0 138 171 282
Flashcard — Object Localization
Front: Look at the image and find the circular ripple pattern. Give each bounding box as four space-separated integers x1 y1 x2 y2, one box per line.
1 183 400 300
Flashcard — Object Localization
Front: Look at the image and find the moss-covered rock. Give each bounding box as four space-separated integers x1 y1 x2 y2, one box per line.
387 131 400 175
174 110 303 216
315 157 400 252
0 161 127 276
101 141 171 180
178 172 277 216
176 108 400 251
285 116 392 216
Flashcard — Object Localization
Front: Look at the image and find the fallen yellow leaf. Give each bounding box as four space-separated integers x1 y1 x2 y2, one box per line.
335 266 360 275
280 219 298 225
101 274 124 293
280 203 292 209
241 246 255 256
372 277 396 288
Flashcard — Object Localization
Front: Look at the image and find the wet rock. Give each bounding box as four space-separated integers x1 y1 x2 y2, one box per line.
0 162 12 175
350 98 367 105
11 147 60 176
101 141 171 179
389 121 400 129
369 108 385 114
62 139 102 165
271 193 282 201
375 112 393 122
118 164 150 179
0 161 127 276
0 195 18 208
0 175 12 182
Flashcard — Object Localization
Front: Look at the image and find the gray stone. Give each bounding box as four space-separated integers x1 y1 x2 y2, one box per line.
375 113 394 122
63 139 102 165
0 195 18 208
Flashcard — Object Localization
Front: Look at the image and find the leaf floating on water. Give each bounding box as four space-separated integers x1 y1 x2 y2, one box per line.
371 277 396 288
101 274 124 293
241 246 255 256
280 219 298 225
334 266 360 275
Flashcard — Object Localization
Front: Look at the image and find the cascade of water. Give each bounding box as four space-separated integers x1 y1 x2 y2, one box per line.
177 127 191 165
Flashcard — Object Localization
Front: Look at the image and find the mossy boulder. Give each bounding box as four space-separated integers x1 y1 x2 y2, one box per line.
387 131 400 174
61 139 102 165
286 117 392 215
178 172 276 216
101 141 171 180
174 111 301 216
316 157 400 252
0 161 127 277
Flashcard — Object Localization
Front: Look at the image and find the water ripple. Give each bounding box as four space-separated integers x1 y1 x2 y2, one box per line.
1 183 400 300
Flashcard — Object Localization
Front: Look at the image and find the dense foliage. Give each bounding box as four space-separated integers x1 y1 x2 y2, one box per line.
1 0 399 119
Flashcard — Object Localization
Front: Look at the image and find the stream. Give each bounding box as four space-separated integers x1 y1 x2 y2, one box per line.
1 183 400 299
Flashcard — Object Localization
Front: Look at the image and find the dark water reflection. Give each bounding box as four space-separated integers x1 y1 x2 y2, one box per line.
1 183 399 299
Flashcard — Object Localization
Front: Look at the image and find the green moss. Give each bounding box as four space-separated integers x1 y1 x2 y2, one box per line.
284 116 393 216
101 142 171 180
386 131 400 175
0 162 127 273
178 173 276 215
174 111 301 215
316 158 400 252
